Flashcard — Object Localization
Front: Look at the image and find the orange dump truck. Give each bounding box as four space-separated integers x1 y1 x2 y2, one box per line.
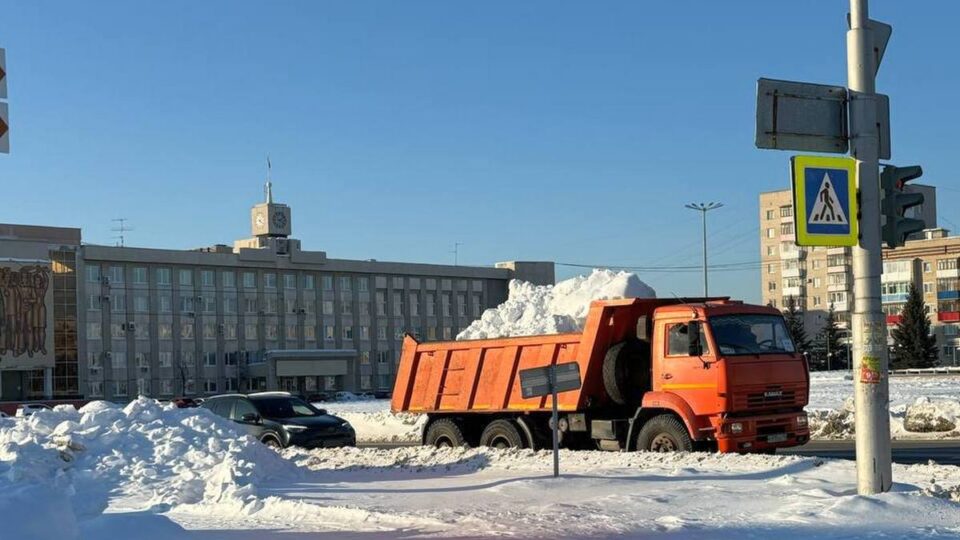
392 298 810 453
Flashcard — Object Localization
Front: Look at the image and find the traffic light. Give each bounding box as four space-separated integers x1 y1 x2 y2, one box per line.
880 165 925 248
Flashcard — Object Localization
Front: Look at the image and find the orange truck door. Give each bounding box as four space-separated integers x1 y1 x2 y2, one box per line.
656 320 719 416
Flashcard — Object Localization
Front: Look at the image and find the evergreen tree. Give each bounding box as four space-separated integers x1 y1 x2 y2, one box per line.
783 296 812 356
815 303 844 370
891 283 938 369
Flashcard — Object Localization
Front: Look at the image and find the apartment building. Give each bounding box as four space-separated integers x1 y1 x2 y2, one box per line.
759 186 960 365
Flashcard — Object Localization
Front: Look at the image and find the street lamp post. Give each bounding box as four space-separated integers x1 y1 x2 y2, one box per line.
685 202 723 297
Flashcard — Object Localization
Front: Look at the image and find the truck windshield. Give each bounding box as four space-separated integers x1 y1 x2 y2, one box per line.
708 314 796 356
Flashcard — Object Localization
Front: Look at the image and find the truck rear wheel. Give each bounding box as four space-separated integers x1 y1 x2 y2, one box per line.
479 419 525 449
603 339 651 405
636 414 693 452
424 418 468 448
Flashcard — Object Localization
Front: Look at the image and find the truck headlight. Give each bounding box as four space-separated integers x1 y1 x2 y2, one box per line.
797 415 808 428
729 422 743 434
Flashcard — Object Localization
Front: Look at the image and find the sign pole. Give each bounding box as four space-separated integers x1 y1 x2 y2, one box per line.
550 365 559 478
847 0 892 494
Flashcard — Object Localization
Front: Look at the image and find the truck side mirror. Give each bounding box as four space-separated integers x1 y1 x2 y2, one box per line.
687 321 703 357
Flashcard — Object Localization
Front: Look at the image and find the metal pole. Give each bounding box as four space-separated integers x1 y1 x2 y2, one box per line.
827 331 831 371
847 0 892 494
550 365 559 478
701 210 709 297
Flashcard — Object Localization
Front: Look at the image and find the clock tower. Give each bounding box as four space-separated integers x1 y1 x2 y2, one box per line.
251 181 292 238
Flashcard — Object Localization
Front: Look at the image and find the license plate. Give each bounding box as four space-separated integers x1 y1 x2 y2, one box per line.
767 433 788 443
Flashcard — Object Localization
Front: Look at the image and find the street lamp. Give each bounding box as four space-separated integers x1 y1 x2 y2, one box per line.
685 202 724 297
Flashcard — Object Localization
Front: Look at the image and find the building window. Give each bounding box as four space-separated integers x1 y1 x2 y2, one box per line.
765 209 775 220
245 323 258 340
134 295 149 313
766 228 775 239
780 206 793 218
264 297 278 314
243 272 256 289
179 296 195 313
110 293 125 313
88 381 103 397
132 267 148 284
322 275 334 291
393 277 404 289
457 294 466 317
203 296 216 313
358 277 369 292
179 269 193 286
114 380 128 397
159 352 173 368
768 282 776 291
284 274 296 289
201 270 215 287
427 327 437 340
87 293 101 311
264 273 277 289
324 326 335 340
157 268 171 286
340 296 353 315
265 324 278 341
426 293 435 316
303 274 315 290
472 295 482 318
813 277 822 288
378 374 391 389
111 323 125 339
409 292 419 316
923 262 932 273
322 300 334 315
339 276 352 291
377 326 387 340
286 325 297 340
109 266 124 284
223 323 237 340
224 297 237 313
86 265 101 283
441 294 451 317
780 222 793 235
938 259 958 271
343 326 354 340
203 323 217 339
204 380 218 393
376 291 387 316
442 327 452 340
360 351 370 365
360 375 372 390
160 379 173 395
924 283 934 294
86 322 102 339
158 323 172 340
222 271 235 288
244 297 257 314
829 291 847 304
767 264 774 274
767 245 776 256
304 298 316 314
181 323 195 340
393 292 403 316
204 352 217 367
813 296 821 307
360 326 370 340
304 325 316 341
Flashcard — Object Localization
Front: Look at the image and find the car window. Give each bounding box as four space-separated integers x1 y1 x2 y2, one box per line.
253 397 322 419
231 399 257 420
205 398 233 418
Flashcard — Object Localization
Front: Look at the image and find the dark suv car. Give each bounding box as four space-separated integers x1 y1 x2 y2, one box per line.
201 392 356 449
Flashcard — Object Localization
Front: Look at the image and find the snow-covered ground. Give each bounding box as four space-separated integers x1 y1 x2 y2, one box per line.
808 372 960 439
3 398 960 539
321 399 425 444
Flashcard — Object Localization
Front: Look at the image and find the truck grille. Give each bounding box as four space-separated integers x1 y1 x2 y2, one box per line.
732 384 804 411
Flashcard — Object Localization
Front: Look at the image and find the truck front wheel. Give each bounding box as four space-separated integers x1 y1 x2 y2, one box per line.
479 419 525 449
636 414 693 452
424 418 468 448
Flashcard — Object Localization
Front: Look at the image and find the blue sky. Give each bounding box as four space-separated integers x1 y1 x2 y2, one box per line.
1 1 957 303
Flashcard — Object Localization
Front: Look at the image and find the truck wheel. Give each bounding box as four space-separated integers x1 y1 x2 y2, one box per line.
636 414 693 452
424 418 468 448
479 419 525 449
603 339 651 405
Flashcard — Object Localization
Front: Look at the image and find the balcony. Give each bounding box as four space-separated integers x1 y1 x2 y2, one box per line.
886 315 903 325
827 263 850 274
781 232 796 242
938 268 960 279
782 286 805 298
882 293 909 304
780 248 805 261
939 312 960 323
938 291 960 301
828 282 849 293
831 301 849 312
827 247 850 256
782 267 805 279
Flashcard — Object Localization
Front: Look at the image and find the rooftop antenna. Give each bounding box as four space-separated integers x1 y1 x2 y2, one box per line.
452 242 463 266
265 155 273 203
111 218 133 247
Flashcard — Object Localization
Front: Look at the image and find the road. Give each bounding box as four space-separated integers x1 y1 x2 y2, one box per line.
359 440 960 466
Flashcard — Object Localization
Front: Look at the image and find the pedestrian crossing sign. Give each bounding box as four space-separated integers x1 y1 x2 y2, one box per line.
791 155 858 247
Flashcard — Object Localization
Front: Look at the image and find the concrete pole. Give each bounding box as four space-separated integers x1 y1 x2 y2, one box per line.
701 210 709 297
847 0 892 494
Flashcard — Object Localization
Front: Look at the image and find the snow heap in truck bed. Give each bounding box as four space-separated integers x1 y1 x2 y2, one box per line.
457 268 655 340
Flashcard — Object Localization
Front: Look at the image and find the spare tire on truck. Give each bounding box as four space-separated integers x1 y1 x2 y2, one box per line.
602 338 651 406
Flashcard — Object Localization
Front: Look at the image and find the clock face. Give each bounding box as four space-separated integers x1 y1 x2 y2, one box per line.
255 212 266 228
272 211 288 229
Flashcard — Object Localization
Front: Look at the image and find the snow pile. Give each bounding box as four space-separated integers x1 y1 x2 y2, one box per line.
904 397 960 433
321 399 426 443
458 269 656 340
0 398 303 539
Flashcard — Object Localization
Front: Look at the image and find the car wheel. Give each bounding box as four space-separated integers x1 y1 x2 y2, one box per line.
261 436 283 449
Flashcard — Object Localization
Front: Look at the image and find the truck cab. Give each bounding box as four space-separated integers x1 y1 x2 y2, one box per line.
642 301 809 452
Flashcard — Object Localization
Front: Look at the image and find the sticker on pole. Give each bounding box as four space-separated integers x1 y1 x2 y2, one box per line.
791 155 858 246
